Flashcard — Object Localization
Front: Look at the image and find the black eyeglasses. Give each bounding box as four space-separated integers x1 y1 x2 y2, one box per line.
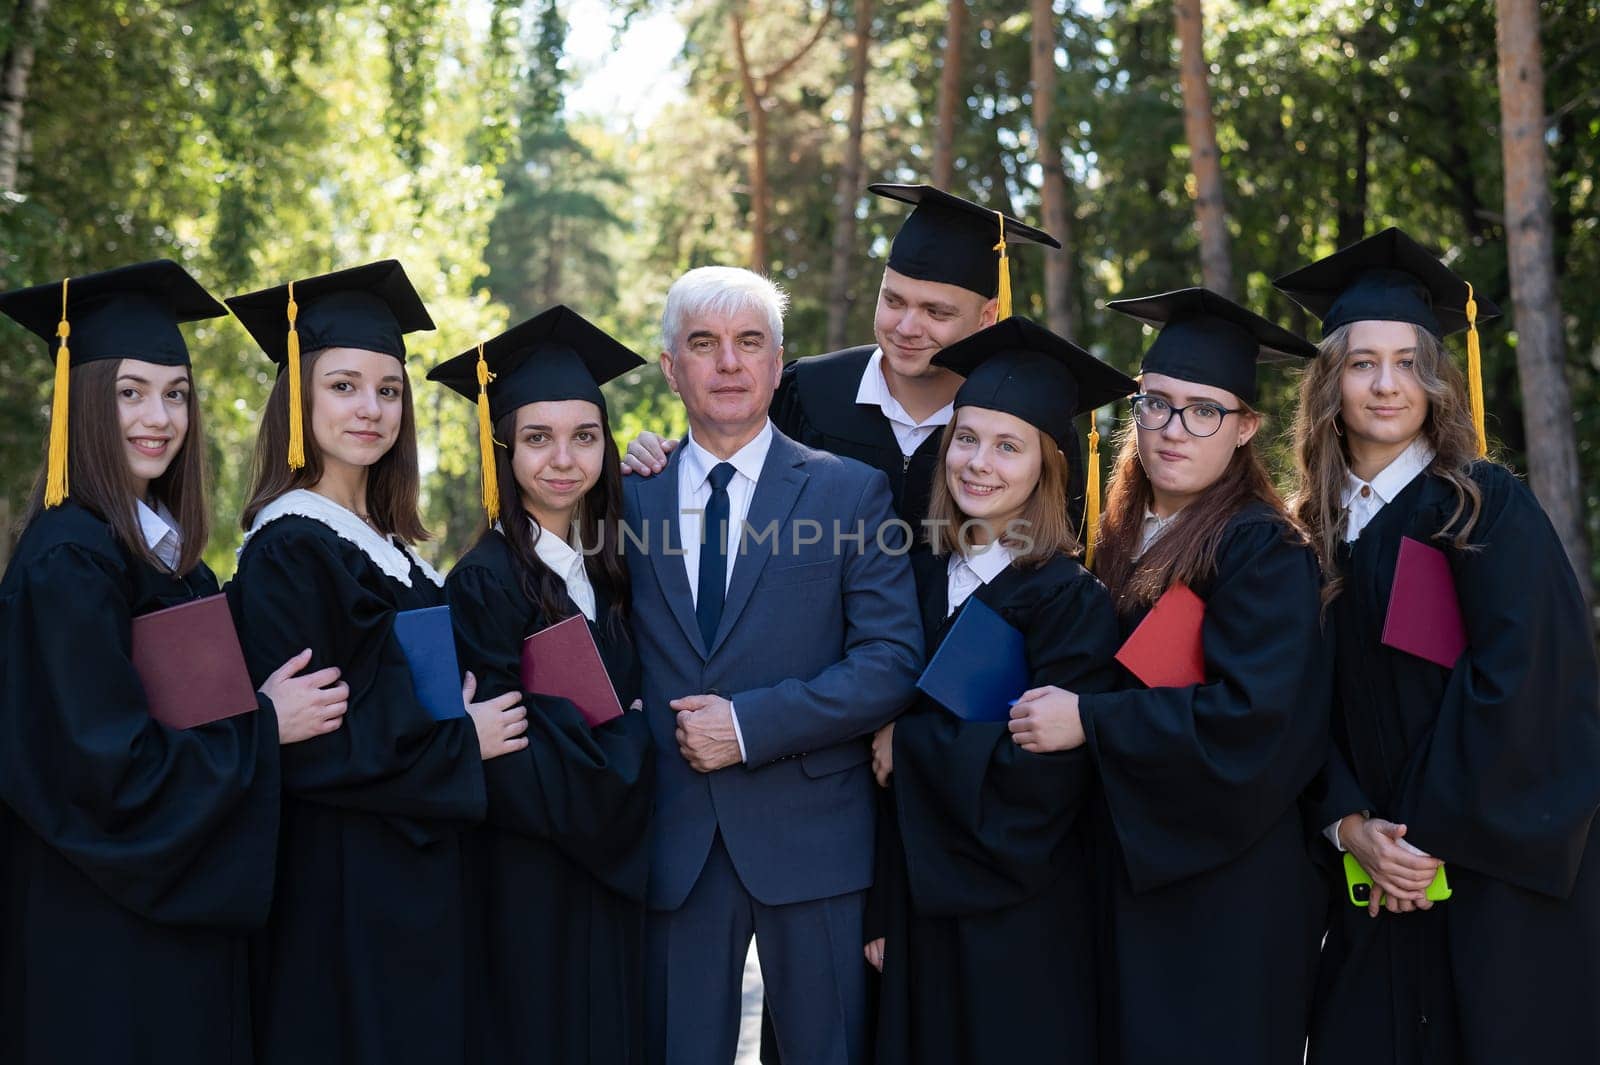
1129 394 1244 438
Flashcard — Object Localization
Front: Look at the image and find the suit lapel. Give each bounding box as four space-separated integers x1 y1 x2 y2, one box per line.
707 434 808 657
635 445 709 658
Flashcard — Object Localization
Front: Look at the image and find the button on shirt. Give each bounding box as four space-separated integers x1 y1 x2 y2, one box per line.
946 540 1014 615
1342 437 1436 542
136 499 182 572
677 421 774 762
856 348 952 458
531 520 596 623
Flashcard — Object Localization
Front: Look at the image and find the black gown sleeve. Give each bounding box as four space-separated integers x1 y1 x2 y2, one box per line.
0 543 279 926
1394 466 1600 898
1079 517 1331 893
230 524 485 823
446 562 654 899
892 568 1122 914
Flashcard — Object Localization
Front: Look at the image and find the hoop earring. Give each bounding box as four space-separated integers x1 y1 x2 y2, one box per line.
1332 417 1344 438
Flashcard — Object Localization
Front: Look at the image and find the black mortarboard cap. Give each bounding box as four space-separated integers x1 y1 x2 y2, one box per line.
0 259 225 368
428 304 644 424
1271 226 1501 339
0 259 226 506
933 316 1137 454
870 184 1059 303
224 259 434 366
1106 287 1316 403
427 305 645 520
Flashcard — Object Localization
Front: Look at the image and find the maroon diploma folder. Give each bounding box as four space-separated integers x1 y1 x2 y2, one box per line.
130 593 259 729
1381 536 1467 668
1115 581 1207 689
519 614 624 728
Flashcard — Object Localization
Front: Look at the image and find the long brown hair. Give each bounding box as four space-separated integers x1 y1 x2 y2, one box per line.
485 407 631 640
1290 322 1483 604
1094 406 1303 612
240 347 429 541
924 418 1081 566
23 358 209 573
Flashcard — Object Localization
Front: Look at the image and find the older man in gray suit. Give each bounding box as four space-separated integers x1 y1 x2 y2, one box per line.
624 266 921 1065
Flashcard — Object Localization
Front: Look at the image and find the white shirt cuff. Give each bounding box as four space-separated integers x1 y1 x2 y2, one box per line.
1323 819 1347 852
729 701 748 763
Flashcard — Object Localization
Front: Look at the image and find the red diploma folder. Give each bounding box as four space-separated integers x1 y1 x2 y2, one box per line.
1115 582 1207 688
519 614 624 728
129 593 259 729
1381 536 1466 668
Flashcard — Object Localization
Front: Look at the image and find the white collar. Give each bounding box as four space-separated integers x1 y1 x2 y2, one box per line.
681 420 774 488
1343 438 1436 508
854 348 953 430
135 498 180 554
531 519 584 575
240 488 442 587
948 538 1014 584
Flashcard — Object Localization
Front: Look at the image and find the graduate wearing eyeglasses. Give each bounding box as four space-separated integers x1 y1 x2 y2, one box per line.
1008 289 1331 1065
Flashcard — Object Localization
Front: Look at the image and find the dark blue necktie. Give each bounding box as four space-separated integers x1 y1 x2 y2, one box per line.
696 462 736 649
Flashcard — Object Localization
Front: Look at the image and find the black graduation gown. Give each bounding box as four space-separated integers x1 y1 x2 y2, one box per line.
228 514 487 1065
1303 463 1600 1065
771 346 1088 535
0 501 281 1065
1078 504 1331 1065
870 548 1121 1065
445 531 654 1065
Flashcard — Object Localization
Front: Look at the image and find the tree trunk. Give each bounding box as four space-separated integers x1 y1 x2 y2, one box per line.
825 0 873 352
1337 116 1368 247
729 8 770 273
1495 0 1594 613
1031 0 1074 336
1174 0 1232 297
932 0 966 188
0 0 48 193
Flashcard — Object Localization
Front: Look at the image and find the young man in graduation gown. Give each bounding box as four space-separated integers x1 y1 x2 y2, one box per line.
625 184 1079 536
1278 229 1600 1065
626 266 921 1065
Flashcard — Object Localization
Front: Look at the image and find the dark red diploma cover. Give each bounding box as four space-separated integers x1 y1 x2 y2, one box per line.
1115 582 1207 689
519 614 624 728
1381 536 1467 668
130 593 259 729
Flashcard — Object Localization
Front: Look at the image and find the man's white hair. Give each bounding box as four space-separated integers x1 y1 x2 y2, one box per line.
659 266 788 352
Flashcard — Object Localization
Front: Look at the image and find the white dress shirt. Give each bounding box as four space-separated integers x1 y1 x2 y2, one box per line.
1342 437 1436 542
1137 507 1179 557
946 539 1014 615
532 520 596 623
855 348 952 458
136 499 182 572
1323 436 1437 851
676 421 775 762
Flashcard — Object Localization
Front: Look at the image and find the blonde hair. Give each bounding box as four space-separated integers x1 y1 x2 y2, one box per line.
1289 321 1483 605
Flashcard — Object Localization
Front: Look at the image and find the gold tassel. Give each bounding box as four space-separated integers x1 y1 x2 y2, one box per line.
1464 282 1487 458
44 278 71 508
475 342 499 522
286 280 306 470
1084 417 1101 569
992 211 1013 321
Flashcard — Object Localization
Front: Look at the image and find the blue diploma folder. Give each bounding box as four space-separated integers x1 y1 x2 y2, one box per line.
392 605 466 720
915 597 1029 722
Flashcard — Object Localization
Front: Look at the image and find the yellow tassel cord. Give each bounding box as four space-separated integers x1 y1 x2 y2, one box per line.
1464 282 1487 458
992 211 1013 321
475 342 500 522
286 280 306 470
44 279 71 508
1084 418 1101 569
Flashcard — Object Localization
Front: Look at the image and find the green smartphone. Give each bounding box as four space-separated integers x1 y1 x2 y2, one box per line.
1343 852 1452 907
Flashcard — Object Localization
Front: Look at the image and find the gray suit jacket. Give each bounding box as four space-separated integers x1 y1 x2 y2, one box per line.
623 428 922 910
